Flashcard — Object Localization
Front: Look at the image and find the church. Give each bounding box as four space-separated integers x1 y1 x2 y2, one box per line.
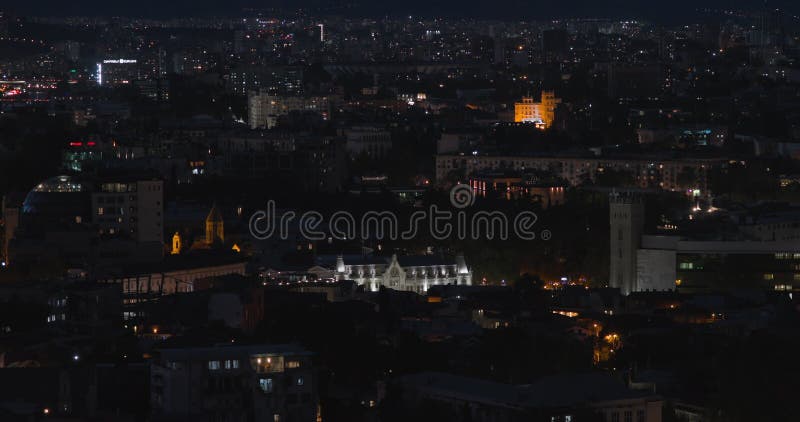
171 203 239 254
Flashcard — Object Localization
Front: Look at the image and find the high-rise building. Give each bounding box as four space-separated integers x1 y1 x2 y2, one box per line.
91 180 163 245
609 193 644 295
97 59 140 86
229 66 304 96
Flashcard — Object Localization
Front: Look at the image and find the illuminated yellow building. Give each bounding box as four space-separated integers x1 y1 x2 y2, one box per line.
171 232 182 255
513 91 560 129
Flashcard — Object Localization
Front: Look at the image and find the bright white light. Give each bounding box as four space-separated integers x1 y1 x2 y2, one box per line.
97 63 102 85
73 354 79 361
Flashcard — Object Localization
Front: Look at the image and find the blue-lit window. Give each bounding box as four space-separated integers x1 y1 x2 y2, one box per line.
260 378 274 393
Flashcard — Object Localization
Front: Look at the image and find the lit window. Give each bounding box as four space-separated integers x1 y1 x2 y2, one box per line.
679 262 693 270
259 378 274 393
286 361 300 369
763 273 775 281
208 361 221 370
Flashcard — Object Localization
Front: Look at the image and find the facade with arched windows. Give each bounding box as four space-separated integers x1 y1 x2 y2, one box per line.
334 254 472 293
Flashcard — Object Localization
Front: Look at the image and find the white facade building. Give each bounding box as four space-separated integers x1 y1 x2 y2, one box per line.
334 254 472 293
248 91 331 129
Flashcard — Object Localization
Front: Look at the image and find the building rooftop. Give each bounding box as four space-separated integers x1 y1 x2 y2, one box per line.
401 371 653 409
158 343 311 361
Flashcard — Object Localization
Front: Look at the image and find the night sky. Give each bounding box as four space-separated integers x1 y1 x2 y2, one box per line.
9 0 799 21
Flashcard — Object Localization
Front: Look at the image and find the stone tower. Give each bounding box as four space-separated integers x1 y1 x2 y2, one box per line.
205 203 224 246
609 193 644 295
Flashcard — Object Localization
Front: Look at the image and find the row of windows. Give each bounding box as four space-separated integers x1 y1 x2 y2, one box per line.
258 376 304 393
96 195 133 204
604 409 645 422
764 274 800 281
208 359 240 370
208 359 301 371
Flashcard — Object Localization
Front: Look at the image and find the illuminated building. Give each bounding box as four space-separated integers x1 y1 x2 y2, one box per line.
513 91 561 129
97 59 139 86
62 140 103 172
228 66 304 96
247 92 331 129
151 344 317 422
99 256 248 316
332 254 472 293
435 154 717 194
469 171 566 209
